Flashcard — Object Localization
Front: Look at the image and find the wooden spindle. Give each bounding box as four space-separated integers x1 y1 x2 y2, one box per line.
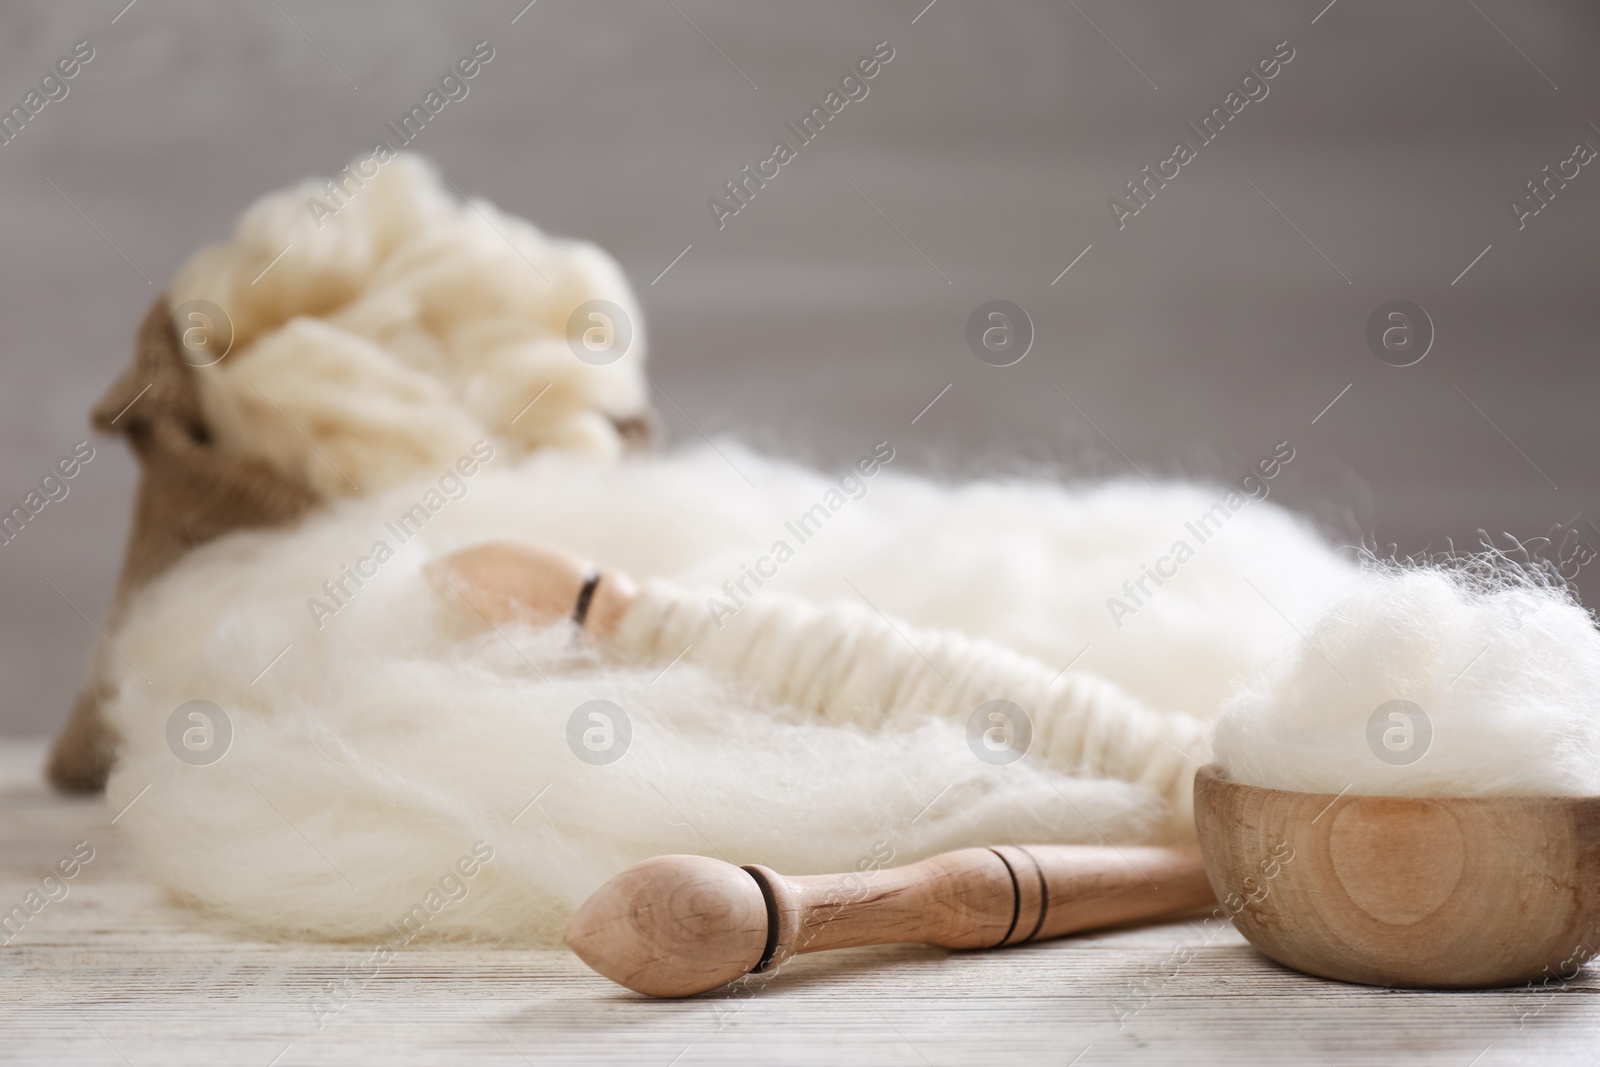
565 845 1213 996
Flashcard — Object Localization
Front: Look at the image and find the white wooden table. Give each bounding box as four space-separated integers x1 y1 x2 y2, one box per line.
1 742 1594 1066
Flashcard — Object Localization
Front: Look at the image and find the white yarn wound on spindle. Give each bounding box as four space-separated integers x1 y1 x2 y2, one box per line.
1213 558 1600 797
613 581 1212 827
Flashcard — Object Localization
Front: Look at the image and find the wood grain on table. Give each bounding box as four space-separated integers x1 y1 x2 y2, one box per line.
1 743 1594 1066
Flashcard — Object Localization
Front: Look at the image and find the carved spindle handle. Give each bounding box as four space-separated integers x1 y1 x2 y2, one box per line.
751 844 1211 970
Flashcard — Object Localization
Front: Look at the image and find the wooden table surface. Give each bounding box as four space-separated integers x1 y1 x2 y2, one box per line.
1 741 1595 1066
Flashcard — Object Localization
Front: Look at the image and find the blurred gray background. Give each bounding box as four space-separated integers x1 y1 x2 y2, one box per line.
3 0 1597 737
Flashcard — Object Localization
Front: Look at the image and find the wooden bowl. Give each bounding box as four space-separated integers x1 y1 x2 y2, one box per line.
1193 764 1600 988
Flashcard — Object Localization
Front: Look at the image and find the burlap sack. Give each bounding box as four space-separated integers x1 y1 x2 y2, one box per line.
48 298 658 792
47 299 323 792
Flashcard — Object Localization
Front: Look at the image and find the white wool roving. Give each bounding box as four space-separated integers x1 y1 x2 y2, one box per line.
1213 561 1600 797
168 154 649 497
101 446 1355 945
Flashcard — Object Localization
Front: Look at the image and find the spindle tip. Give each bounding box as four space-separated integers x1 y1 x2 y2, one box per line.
564 854 770 997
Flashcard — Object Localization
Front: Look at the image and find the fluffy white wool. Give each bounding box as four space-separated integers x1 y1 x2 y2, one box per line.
101 447 1355 945
1213 563 1600 796
168 155 649 496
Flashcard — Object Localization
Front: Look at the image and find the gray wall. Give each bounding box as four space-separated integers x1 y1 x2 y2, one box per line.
3 1 1598 736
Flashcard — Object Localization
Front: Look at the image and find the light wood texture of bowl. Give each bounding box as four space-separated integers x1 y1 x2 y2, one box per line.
1193 763 1600 989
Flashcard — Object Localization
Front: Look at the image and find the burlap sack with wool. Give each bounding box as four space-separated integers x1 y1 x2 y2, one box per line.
48 155 656 792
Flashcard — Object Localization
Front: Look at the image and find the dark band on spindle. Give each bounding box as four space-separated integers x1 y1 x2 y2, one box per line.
742 865 782 974
572 571 602 627
987 847 1023 949
1016 846 1050 945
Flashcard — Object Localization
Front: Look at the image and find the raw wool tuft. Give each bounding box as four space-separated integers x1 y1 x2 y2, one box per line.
1213 556 1600 797
168 154 651 498
101 445 1356 946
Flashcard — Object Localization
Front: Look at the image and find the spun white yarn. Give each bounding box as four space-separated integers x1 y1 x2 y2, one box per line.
614 582 1210 831
1213 560 1600 797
